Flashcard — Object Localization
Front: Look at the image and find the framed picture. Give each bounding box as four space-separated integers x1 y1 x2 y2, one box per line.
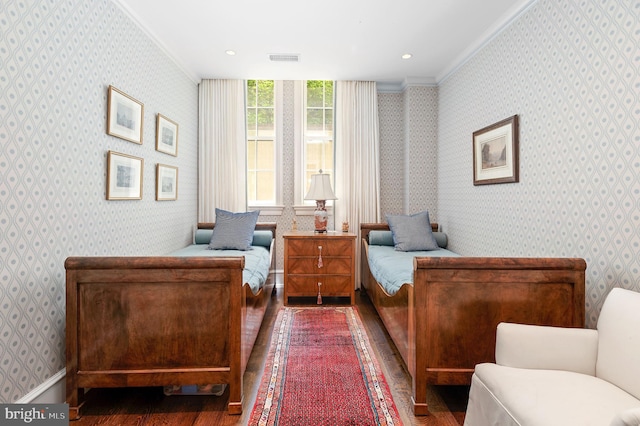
156 164 178 201
156 114 179 156
473 115 519 185
107 86 144 144
106 151 143 200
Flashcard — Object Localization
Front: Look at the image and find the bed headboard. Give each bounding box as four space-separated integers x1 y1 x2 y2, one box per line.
197 222 278 240
360 222 438 244
198 222 278 272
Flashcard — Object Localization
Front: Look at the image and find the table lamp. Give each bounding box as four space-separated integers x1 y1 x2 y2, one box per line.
304 170 337 233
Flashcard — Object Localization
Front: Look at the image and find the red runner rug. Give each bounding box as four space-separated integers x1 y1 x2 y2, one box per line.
249 306 403 425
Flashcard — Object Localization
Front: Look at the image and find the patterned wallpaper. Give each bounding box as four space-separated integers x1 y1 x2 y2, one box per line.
378 93 405 216
378 87 439 219
1 0 637 404
437 0 640 327
0 0 198 402
405 86 439 216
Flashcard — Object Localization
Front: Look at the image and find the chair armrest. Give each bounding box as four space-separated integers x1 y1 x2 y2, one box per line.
495 322 598 375
610 407 640 426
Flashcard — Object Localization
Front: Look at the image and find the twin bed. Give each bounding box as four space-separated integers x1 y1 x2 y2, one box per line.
65 222 276 420
65 219 587 419
360 223 586 415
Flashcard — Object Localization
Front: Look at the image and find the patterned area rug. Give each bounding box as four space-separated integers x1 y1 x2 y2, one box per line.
249 306 403 425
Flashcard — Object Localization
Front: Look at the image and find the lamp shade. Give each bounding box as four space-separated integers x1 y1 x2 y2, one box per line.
304 172 337 201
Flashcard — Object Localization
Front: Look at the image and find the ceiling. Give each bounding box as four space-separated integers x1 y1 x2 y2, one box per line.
114 0 535 86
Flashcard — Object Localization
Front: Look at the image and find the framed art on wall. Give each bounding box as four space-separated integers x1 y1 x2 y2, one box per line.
107 86 144 144
156 164 178 201
473 115 519 185
156 114 179 156
106 151 143 200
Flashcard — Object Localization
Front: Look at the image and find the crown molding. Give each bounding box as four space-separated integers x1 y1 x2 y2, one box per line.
377 77 437 93
436 0 538 84
111 0 201 84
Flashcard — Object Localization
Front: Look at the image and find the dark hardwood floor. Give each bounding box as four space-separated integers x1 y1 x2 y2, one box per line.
72 287 469 425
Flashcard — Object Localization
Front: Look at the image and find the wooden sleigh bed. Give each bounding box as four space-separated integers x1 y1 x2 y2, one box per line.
65 222 277 420
360 223 586 416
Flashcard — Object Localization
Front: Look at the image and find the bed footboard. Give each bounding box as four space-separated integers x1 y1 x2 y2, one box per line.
360 224 586 416
65 256 267 419
410 256 585 415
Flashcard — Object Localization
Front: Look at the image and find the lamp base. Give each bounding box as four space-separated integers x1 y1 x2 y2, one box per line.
313 200 328 233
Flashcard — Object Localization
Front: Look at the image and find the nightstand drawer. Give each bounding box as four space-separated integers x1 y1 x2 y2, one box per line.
286 275 352 297
286 257 351 275
286 238 353 256
283 231 356 305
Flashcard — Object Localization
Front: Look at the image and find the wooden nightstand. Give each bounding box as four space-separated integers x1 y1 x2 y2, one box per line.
283 231 356 305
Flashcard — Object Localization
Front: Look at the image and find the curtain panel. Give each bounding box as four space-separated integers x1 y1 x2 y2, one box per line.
198 79 247 222
335 80 381 288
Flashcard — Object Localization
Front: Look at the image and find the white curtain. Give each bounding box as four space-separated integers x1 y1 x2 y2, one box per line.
334 81 381 288
198 79 247 222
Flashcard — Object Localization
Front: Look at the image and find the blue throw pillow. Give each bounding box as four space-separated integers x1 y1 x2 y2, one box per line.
208 208 260 251
386 211 439 251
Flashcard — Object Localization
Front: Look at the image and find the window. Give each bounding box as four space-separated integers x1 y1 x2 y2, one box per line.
294 80 335 213
246 80 283 215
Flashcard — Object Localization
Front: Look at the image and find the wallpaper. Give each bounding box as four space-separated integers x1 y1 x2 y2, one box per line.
437 0 640 327
378 86 439 219
405 86 439 216
0 0 198 402
378 93 405 216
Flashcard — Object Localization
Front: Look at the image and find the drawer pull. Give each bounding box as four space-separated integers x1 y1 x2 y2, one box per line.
317 246 323 268
317 282 322 305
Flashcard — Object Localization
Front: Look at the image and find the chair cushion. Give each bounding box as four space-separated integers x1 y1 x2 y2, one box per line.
471 363 640 426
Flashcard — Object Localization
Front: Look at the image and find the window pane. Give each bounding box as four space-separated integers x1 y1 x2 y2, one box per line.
324 109 333 132
302 80 335 204
325 81 333 107
247 139 257 169
256 140 274 168
247 80 257 107
247 109 257 138
306 109 323 132
247 80 276 206
247 170 257 200
257 108 274 136
257 80 274 107
307 81 323 107
255 171 275 202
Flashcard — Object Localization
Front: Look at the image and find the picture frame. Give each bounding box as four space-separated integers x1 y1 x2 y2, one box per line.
473 115 519 185
107 86 144 144
156 114 179 156
156 164 178 201
106 151 143 200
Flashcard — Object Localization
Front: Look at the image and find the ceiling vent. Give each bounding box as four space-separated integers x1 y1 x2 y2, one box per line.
269 53 300 62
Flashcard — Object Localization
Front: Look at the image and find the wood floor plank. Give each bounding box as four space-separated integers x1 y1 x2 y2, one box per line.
72 288 468 425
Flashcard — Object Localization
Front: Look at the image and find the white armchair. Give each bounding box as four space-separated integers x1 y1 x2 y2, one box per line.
464 288 640 426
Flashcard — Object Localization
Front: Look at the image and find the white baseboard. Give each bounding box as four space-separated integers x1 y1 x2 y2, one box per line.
17 369 66 404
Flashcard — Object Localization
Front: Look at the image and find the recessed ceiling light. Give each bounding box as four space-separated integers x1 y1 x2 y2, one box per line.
402 53 412 60
226 50 236 56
